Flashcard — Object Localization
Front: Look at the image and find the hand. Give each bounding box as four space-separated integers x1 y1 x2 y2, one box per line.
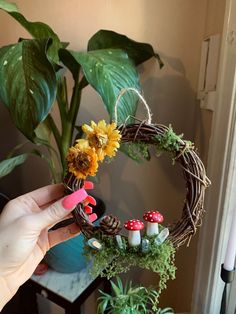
0 184 89 309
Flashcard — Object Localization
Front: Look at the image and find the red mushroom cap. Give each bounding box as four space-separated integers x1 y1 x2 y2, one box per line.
143 210 164 223
124 219 144 231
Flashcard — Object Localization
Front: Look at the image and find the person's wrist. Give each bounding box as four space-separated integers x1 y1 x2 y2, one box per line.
0 277 14 311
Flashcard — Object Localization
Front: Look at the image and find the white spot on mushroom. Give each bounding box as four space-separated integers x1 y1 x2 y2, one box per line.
3 60 8 66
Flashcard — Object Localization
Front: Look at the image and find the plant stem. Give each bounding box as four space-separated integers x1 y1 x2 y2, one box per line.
58 73 82 176
57 76 69 125
45 114 64 167
69 76 82 129
49 72 85 178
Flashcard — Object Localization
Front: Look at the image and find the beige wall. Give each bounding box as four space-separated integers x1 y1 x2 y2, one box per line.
0 0 224 312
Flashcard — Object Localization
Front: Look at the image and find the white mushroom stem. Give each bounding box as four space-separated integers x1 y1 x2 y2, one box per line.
128 230 141 247
146 222 159 236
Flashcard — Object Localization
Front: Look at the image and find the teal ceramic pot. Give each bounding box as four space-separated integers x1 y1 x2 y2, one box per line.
45 234 87 273
45 196 105 273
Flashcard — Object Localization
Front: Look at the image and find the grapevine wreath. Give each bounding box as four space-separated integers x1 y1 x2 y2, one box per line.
58 88 210 296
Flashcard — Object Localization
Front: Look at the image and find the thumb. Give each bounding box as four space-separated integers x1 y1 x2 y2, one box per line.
34 188 88 230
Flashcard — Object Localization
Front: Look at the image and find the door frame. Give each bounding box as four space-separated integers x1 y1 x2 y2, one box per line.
192 0 236 312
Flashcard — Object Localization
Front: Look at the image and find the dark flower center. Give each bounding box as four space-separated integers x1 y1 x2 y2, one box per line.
75 152 91 172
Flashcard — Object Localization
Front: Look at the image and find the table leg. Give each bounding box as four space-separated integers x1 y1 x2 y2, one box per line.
103 278 111 295
65 304 81 314
2 282 39 314
20 281 39 314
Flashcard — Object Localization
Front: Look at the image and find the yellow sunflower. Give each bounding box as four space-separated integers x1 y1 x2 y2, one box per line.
66 139 98 179
82 120 121 161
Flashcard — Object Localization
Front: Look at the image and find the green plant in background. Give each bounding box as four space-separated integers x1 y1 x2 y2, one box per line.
97 277 174 314
0 0 162 182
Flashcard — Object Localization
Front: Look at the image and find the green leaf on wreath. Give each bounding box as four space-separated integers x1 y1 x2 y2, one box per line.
0 0 62 62
0 38 57 140
0 154 28 179
68 49 141 125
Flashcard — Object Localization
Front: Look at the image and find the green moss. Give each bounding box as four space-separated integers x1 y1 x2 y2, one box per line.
120 142 150 162
120 126 193 164
84 235 176 299
155 126 183 154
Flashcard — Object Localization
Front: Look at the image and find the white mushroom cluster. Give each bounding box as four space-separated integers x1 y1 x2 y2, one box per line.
123 211 167 247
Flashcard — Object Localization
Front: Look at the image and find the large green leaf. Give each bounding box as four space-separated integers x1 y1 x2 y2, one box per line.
0 39 57 140
35 119 52 144
68 49 140 124
0 154 28 179
0 0 62 61
59 49 89 90
88 30 163 68
58 48 80 81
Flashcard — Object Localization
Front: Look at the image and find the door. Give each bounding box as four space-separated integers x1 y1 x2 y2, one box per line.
192 0 236 313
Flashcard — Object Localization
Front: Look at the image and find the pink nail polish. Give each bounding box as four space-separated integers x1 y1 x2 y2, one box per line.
84 205 93 214
86 195 96 206
84 181 94 190
89 213 97 223
62 188 88 210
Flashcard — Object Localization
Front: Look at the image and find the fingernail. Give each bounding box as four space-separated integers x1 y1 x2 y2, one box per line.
84 205 93 214
84 181 94 190
86 195 96 206
89 213 97 223
62 188 88 210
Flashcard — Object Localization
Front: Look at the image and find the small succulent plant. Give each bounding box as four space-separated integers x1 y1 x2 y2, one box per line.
97 277 174 314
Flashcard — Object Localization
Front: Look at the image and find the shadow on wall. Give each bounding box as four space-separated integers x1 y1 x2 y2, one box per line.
0 104 24 198
97 150 186 225
141 54 198 139
0 104 51 197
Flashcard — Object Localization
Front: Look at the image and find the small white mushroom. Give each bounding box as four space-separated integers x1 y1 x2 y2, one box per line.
143 210 164 236
124 219 144 247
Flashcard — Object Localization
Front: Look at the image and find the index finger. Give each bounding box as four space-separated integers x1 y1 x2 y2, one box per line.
26 184 64 207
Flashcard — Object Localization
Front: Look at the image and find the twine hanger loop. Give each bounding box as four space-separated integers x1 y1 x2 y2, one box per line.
114 87 152 125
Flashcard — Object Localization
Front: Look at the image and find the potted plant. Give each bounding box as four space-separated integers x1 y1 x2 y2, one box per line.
0 1 162 272
0 1 162 182
97 277 174 314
